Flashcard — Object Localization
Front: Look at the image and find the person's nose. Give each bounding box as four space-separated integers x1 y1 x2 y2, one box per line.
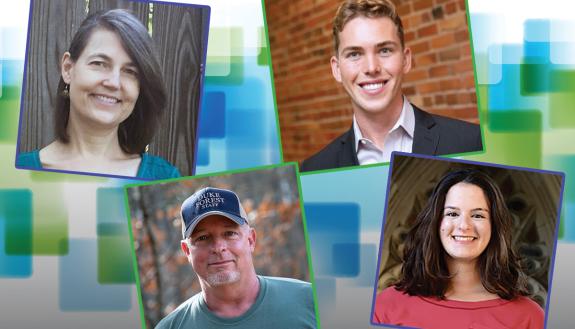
457 214 473 231
363 54 381 75
102 69 121 89
211 237 227 253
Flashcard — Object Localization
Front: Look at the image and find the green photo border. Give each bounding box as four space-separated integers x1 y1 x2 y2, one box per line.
123 162 322 329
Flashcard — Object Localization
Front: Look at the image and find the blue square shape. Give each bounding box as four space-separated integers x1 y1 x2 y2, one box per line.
199 91 226 138
332 243 360 277
59 239 131 311
304 202 360 277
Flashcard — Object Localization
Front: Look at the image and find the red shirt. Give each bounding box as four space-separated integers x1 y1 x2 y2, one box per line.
372 287 544 329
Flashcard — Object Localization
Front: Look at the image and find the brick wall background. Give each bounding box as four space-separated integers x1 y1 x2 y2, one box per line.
266 0 478 163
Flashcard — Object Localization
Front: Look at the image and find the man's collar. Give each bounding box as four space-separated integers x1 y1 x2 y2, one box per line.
352 96 415 151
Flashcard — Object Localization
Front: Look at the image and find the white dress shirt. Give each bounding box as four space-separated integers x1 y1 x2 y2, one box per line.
353 96 415 165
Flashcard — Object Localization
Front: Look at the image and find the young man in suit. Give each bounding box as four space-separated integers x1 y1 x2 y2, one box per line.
301 0 482 172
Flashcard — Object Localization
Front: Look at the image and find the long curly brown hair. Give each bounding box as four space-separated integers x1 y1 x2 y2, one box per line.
395 169 530 300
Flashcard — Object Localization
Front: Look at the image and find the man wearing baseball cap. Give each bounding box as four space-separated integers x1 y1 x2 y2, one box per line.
155 187 317 329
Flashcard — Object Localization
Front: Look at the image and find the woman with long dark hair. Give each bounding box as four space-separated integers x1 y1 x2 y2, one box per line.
373 169 543 329
17 9 180 179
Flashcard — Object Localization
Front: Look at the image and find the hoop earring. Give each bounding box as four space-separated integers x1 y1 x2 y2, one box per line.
62 84 70 98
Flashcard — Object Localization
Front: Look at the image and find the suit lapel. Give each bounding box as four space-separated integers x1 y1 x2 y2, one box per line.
412 106 439 155
337 127 360 167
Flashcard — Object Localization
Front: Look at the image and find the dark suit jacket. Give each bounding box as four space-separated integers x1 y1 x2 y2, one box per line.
300 106 482 172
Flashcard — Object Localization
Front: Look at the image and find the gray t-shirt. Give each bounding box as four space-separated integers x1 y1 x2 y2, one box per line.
155 276 317 329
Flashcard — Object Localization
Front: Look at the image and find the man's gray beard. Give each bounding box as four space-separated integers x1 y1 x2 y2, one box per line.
206 270 241 286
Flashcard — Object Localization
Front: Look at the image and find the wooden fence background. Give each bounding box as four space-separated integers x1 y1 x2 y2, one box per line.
19 0 209 176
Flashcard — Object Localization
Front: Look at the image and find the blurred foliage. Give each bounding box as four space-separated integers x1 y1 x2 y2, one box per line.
126 165 310 327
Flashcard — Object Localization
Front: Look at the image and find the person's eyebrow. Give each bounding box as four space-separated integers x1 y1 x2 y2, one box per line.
340 41 400 54
191 228 207 237
87 53 136 67
375 41 399 48
340 46 363 53
444 206 489 212
87 53 112 61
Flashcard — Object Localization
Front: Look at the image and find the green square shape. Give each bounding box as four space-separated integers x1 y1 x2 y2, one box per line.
550 91 575 128
520 63 549 95
550 69 575 92
205 27 244 79
97 233 135 284
33 190 68 255
257 47 269 66
489 110 541 132
549 70 575 128
477 84 489 123
257 27 269 66
0 190 32 255
0 84 21 99
0 85 22 143
208 27 244 57
205 56 244 85
466 129 541 169
0 99 20 143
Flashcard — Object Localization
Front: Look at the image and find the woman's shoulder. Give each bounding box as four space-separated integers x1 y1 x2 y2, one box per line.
373 286 424 324
376 286 411 303
138 153 181 180
508 295 544 314
492 296 544 329
374 287 415 314
16 149 42 168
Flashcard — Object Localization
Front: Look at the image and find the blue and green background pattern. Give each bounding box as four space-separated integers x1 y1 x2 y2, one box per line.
2 0 575 328
0 0 279 327
301 1 575 328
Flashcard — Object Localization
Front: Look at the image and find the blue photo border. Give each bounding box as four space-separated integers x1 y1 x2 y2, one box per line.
369 151 566 329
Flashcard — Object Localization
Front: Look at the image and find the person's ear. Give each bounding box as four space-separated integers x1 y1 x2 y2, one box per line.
330 55 342 83
248 227 256 253
402 47 412 74
61 52 74 84
181 239 191 256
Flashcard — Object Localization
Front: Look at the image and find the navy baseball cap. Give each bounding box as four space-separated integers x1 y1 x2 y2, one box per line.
181 187 248 238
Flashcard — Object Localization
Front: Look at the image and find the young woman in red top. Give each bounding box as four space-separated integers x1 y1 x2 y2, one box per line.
373 169 544 329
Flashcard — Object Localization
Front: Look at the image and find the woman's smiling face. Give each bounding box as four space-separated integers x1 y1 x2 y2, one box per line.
62 28 140 130
439 182 492 265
